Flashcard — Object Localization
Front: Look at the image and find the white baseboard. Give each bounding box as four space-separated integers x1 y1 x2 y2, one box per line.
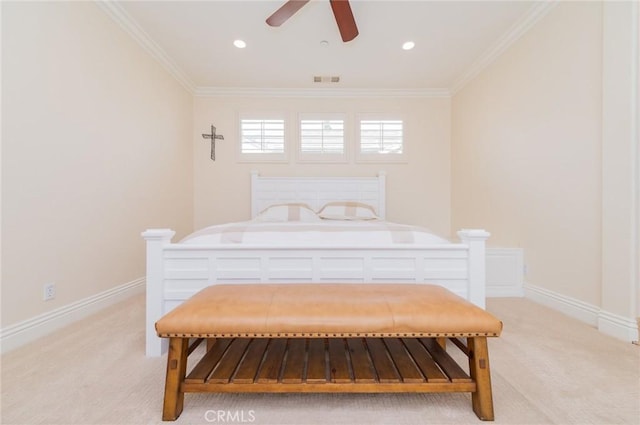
598 310 640 342
524 283 639 342
0 277 145 354
486 248 524 297
524 283 600 325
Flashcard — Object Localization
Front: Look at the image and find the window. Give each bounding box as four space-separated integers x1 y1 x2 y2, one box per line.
298 114 346 162
360 120 403 153
238 115 287 162
300 119 344 154
356 115 406 163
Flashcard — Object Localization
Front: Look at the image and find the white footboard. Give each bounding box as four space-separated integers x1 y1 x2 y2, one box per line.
142 229 489 357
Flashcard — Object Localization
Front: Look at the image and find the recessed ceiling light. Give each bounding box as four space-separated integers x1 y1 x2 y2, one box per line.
233 39 247 49
402 41 415 51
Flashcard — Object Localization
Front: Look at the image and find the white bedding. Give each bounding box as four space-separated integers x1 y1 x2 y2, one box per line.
180 220 451 246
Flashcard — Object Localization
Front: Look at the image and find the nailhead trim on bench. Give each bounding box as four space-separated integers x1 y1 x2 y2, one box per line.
157 331 500 338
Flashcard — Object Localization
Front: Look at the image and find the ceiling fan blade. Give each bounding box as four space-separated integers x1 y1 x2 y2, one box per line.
266 0 310 27
330 0 359 42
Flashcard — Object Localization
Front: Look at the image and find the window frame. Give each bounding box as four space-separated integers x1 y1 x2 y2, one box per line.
237 112 288 163
355 114 407 163
296 112 348 163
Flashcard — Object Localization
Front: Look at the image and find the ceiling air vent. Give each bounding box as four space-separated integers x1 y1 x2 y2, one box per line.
313 76 340 83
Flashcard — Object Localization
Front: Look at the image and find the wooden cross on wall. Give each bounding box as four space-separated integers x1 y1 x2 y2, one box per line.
202 125 224 161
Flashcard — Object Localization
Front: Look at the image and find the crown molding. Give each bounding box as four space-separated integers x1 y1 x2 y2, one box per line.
97 0 556 99
450 0 559 95
96 1 447 99
95 0 196 94
194 87 451 99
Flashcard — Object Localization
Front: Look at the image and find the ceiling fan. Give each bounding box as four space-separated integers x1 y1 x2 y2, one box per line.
266 0 359 42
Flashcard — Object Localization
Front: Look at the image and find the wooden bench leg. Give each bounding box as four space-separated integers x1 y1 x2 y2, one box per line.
162 337 189 421
468 337 495 421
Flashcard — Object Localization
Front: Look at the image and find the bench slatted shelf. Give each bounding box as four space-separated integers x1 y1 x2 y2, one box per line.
182 336 477 390
156 284 502 421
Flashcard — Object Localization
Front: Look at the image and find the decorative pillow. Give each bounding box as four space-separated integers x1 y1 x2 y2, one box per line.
318 201 379 220
254 203 320 222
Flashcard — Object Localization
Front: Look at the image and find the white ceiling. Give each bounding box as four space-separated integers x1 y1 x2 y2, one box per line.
115 0 542 91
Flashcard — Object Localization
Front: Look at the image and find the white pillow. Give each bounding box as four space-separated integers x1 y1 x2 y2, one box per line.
318 201 379 220
255 203 320 222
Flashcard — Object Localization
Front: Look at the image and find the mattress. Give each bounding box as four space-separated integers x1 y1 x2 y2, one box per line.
180 220 451 246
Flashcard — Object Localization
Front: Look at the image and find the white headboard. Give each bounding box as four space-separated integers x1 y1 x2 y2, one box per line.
251 171 386 219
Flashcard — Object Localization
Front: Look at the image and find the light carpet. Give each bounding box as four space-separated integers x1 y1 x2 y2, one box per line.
1 294 638 425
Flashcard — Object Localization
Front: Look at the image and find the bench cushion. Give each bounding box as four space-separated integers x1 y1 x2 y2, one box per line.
155 284 502 338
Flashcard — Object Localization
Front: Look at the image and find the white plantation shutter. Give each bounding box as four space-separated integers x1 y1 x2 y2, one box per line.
298 114 347 162
300 119 344 154
238 115 287 163
356 116 406 163
360 120 403 154
241 119 285 154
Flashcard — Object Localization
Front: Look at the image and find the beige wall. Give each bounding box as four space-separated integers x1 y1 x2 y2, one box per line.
451 2 603 305
637 5 640 322
1 2 194 326
193 96 452 236
600 1 639 323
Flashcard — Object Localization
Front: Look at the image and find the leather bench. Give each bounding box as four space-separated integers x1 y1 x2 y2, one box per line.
156 284 503 421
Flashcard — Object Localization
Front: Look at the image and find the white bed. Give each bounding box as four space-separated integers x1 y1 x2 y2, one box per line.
142 171 490 357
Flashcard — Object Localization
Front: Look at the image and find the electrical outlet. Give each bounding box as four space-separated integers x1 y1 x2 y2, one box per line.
43 283 56 301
